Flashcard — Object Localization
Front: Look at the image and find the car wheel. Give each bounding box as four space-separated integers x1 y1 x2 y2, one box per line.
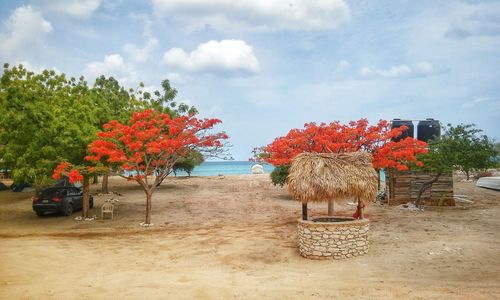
63 203 73 216
36 211 44 217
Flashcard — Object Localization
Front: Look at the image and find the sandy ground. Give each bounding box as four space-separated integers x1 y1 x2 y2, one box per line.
0 175 499 299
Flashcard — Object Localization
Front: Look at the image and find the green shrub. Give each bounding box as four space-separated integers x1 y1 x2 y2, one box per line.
173 151 204 177
270 164 290 187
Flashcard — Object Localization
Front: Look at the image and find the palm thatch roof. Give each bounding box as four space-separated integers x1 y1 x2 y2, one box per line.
287 152 378 203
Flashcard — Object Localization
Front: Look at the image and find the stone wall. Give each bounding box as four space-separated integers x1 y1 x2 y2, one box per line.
297 217 369 259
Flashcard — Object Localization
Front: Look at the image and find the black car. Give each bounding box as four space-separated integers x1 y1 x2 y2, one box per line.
32 187 94 217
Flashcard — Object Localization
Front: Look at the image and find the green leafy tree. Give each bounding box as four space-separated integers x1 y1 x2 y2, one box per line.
0 64 96 187
0 64 208 218
131 79 197 117
172 151 204 177
443 124 496 180
91 75 132 125
413 140 455 207
89 76 134 192
414 123 496 207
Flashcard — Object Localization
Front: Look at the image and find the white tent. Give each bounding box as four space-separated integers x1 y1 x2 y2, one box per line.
251 164 264 174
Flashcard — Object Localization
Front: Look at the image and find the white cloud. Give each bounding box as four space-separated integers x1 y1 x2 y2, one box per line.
12 61 60 75
124 38 159 62
359 62 437 79
165 72 184 84
152 0 350 32
84 54 137 87
162 39 260 75
445 3 500 39
413 61 434 74
42 0 102 19
0 6 52 63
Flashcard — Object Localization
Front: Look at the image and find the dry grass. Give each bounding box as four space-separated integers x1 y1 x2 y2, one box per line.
287 152 378 204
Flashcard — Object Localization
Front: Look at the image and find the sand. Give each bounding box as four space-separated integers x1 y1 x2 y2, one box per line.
0 175 499 299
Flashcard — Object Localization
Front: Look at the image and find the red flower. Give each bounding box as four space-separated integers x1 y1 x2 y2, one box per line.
257 118 428 170
85 109 228 179
68 169 83 183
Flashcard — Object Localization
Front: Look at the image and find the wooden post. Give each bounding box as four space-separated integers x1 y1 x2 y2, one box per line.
377 169 381 190
302 202 308 220
328 200 334 216
357 197 364 219
388 169 394 205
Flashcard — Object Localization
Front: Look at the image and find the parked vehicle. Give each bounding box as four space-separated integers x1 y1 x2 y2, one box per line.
32 187 93 217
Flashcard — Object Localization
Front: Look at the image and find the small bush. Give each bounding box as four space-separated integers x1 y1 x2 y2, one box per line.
270 164 290 187
173 151 204 177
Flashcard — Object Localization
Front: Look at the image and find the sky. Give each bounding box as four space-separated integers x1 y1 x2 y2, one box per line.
1 0 499 160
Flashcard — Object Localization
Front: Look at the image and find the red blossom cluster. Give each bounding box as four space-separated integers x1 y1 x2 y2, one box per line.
257 119 428 171
85 109 228 180
52 162 84 183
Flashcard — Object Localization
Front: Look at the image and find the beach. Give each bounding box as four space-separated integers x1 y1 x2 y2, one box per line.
0 175 499 299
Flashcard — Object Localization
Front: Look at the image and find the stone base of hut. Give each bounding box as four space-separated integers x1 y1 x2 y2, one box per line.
297 217 369 260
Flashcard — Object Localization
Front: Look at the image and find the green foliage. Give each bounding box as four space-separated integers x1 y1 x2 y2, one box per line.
494 143 500 167
90 76 132 125
270 164 290 187
416 123 497 179
132 79 197 117
0 64 202 185
0 64 97 184
173 151 204 177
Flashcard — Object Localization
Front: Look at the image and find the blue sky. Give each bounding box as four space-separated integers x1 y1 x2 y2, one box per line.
1 0 499 160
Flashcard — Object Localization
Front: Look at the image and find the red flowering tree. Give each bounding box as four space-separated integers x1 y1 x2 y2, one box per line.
257 119 427 171
255 119 427 216
84 109 228 225
52 162 100 218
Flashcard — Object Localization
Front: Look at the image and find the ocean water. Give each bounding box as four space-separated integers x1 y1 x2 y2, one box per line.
174 161 387 179
174 161 275 176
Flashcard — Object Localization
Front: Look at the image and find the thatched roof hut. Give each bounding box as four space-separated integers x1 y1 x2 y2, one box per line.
288 152 378 204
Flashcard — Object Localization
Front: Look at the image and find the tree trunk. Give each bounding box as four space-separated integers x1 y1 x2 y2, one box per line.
101 174 109 194
82 176 90 219
328 200 334 216
465 170 470 181
145 191 152 224
302 202 308 220
92 175 98 184
416 173 442 208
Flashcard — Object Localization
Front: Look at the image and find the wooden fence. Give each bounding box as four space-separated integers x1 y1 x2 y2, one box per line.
387 171 454 206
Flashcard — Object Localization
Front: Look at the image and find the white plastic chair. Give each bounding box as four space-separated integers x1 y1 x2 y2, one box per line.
101 203 114 220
